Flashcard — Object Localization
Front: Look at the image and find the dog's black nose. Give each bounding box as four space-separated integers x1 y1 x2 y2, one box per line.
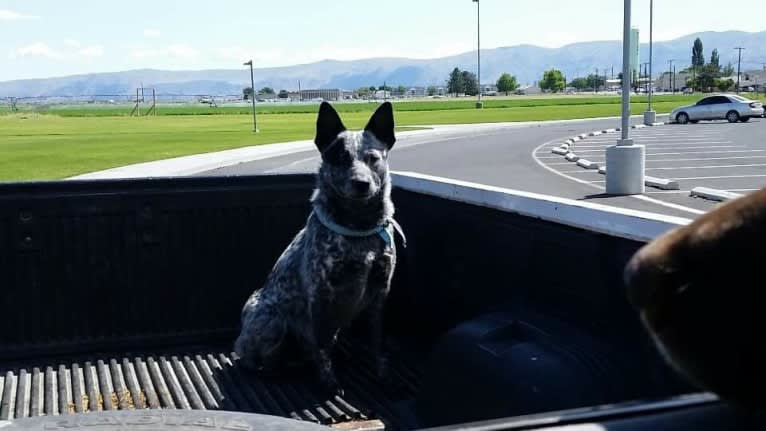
351 180 371 194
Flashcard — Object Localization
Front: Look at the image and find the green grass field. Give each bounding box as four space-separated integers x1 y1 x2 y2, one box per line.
1 94 764 181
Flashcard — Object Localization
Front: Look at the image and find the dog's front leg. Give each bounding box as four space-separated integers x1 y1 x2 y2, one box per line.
309 297 343 396
368 293 390 380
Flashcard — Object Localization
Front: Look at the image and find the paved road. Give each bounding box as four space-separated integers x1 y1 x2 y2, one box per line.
535 117 766 212
199 116 709 219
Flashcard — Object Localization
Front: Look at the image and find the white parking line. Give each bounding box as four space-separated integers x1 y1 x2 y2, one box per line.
531 138 705 215
548 155 766 166
567 141 733 148
572 145 741 153
592 175 766 182
645 189 760 194
534 149 766 160
645 163 766 171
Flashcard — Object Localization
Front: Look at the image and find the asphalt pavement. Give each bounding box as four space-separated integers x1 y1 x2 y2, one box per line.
199 116 711 219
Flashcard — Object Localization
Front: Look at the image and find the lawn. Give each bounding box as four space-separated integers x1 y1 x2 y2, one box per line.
0 94 763 181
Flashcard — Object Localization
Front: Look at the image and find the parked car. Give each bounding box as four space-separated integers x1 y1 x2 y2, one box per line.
670 94 764 124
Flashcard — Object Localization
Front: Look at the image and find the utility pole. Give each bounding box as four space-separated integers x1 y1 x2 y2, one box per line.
595 68 599 93
473 0 482 108
673 65 676 93
667 59 675 93
734 47 745 93
298 80 302 101
243 60 258 133
647 0 654 112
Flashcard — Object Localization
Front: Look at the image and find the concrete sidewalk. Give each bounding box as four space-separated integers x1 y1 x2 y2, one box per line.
69 114 662 180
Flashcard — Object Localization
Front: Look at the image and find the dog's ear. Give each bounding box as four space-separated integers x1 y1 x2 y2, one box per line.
365 102 396 150
315 102 347 153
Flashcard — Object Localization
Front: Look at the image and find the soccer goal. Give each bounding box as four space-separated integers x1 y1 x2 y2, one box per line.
130 87 157 116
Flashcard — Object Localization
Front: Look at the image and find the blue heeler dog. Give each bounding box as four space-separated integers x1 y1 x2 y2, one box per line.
234 102 404 394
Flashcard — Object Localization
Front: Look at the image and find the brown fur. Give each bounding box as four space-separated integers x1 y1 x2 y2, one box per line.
624 188 766 409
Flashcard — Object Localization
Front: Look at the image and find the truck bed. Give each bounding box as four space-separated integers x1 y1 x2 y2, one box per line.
0 338 423 430
0 173 699 429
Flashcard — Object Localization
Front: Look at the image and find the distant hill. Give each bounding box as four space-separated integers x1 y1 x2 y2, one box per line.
1 30 764 97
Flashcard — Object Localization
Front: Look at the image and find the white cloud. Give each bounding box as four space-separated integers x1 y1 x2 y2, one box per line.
15 42 60 59
0 9 39 20
143 29 161 38
78 45 104 58
167 44 199 59
64 39 81 48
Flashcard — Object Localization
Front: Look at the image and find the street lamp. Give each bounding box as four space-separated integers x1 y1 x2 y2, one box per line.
244 60 258 133
473 0 482 109
644 0 656 125
606 0 645 195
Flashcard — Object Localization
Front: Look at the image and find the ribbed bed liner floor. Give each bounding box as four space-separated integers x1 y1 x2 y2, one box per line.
0 339 423 430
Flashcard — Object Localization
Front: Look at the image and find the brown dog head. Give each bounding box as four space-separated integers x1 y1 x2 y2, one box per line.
624 188 766 408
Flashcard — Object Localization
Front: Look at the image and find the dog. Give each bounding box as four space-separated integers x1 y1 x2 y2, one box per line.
624 188 766 409
234 101 403 394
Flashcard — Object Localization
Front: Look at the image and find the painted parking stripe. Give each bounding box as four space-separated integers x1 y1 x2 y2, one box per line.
572 145 742 153
645 163 766 171
570 141 733 148
534 149 766 160
645 189 761 195
592 175 766 183
549 155 766 166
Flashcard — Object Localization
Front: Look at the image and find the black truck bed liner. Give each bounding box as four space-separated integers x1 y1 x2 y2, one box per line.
0 339 422 430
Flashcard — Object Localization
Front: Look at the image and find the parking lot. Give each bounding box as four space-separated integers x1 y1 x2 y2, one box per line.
536 117 766 212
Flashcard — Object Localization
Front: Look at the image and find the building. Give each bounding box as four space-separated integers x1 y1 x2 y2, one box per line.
298 89 342 101
629 28 640 80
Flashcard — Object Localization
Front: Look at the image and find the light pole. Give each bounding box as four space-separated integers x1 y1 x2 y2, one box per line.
734 47 745 94
606 0 645 195
644 0 656 125
244 60 258 133
473 0 482 108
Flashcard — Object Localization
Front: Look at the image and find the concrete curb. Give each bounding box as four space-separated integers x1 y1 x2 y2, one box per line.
645 176 680 190
632 124 647 129
576 159 599 170
565 153 580 162
598 167 607 175
552 147 569 155
559 143 570 150
578 133 588 139
690 187 743 202
589 131 603 136
649 122 665 126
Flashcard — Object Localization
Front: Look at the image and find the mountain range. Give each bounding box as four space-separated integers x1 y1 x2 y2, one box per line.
1 30 764 97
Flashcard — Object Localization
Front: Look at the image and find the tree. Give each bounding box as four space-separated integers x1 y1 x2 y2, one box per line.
462 70 479 96
569 77 589 91
585 74 606 91
369 86 377 92
259 87 275 95
378 85 392 91
710 49 720 68
278 90 289 99
539 69 565 93
427 86 438 96
396 85 408 96
242 87 253 100
447 67 465 96
715 78 734 92
496 73 519 95
722 62 735 77
692 38 705 68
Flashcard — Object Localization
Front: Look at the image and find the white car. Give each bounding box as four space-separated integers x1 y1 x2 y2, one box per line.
670 94 764 124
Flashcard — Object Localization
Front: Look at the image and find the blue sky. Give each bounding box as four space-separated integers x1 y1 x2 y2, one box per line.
1 0 763 81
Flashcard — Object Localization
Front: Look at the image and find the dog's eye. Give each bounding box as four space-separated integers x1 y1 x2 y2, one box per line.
364 153 381 164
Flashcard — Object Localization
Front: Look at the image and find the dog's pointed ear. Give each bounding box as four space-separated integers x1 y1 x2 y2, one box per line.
365 102 396 150
315 102 346 153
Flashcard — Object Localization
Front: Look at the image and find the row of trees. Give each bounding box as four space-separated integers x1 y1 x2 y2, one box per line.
686 38 736 92
445 68 520 96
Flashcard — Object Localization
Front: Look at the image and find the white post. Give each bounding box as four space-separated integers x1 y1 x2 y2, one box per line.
606 0 645 195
